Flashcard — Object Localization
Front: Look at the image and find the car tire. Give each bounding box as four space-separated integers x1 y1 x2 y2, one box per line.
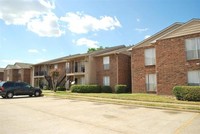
7 92 14 98
34 91 40 97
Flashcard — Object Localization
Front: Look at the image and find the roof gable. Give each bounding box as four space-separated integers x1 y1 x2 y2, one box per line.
14 62 32 68
160 19 200 39
129 23 183 50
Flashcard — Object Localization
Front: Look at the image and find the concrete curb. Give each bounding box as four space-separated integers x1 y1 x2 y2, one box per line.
43 93 200 113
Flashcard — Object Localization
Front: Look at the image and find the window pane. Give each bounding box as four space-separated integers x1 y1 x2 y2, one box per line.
188 70 200 86
185 37 200 60
146 74 157 91
103 76 110 86
103 56 109 64
103 56 110 70
145 48 155 65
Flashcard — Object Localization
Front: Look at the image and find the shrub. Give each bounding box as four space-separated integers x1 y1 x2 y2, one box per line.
57 86 66 91
101 86 112 93
173 86 200 101
70 85 101 93
115 85 127 93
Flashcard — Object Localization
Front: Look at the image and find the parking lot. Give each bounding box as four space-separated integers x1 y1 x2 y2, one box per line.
0 96 199 134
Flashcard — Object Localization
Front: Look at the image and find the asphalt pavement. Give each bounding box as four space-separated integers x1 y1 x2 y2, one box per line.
0 96 199 134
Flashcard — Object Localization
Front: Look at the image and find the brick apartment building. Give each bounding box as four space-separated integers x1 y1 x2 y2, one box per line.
32 45 131 91
0 68 4 81
95 47 131 91
4 62 32 84
130 19 200 95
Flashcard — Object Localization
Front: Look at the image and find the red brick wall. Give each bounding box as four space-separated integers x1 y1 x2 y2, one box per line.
0 72 4 81
117 54 131 90
96 54 131 91
131 33 200 95
96 55 117 91
23 69 31 84
156 33 200 95
131 46 156 93
12 69 19 82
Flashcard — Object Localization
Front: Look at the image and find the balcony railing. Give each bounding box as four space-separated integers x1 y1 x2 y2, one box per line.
34 71 47 76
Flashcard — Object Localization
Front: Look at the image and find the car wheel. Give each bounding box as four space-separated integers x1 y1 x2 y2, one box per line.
34 91 40 97
7 92 14 98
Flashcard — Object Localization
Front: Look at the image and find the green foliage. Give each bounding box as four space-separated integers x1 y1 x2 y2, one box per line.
101 86 112 93
115 85 127 93
57 86 66 91
71 85 101 93
173 86 200 101
87 46 103 53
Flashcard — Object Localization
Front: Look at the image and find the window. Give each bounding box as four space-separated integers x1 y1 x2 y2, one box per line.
145 48 156 66
185 37 200 60
103 76 110 86
66 62 70 73
103 56 110 70
146 74 157 91
54 64 58 69
188 70 200 86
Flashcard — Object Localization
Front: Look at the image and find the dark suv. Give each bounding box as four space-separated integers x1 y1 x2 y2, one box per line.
0 81 42 99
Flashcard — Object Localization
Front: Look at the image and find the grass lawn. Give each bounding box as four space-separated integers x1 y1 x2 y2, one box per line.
43 90 200 112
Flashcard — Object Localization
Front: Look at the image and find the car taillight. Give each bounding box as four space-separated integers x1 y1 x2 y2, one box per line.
0 87 4 91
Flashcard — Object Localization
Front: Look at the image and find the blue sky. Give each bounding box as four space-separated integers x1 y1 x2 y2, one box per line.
0 0 200 68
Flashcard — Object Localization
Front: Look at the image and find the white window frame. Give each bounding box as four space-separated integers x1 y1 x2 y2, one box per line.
103 76 110 86
187 70 200 86
146 74 157 91
145 48 156 66
103 56 110 70
185 37 200 60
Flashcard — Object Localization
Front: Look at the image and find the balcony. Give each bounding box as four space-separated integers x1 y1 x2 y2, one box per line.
34 71 47 76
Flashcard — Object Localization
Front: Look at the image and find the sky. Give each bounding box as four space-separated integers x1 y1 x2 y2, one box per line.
0 0 200 68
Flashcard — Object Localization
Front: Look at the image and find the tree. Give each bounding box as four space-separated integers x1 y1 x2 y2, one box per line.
87 46 104 53
50 69 59 92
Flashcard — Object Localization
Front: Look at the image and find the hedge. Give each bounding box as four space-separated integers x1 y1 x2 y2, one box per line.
115 85 127 93
71 85 101 93
56 86 66 91
173 86 200 101
101 86 112 93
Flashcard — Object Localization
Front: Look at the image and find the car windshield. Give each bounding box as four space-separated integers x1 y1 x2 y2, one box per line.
0 81 5 87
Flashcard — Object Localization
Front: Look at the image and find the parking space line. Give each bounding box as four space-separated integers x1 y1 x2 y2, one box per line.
174 113 199 134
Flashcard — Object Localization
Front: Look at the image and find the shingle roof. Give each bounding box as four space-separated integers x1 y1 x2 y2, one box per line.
34 45 125 65
95 47 131 57
5 63 32 70
14 62 32 68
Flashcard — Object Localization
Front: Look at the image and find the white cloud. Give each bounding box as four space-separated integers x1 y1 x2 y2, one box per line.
144 35 151 39
27 13 64 37
73 38 99 48
60 12 121 34
0 0 63 37
135 28 148 32
28 49 39 53
0 0 54 25
42 49 47 52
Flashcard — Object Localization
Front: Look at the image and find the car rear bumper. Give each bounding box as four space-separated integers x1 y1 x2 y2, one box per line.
0 91 6 96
